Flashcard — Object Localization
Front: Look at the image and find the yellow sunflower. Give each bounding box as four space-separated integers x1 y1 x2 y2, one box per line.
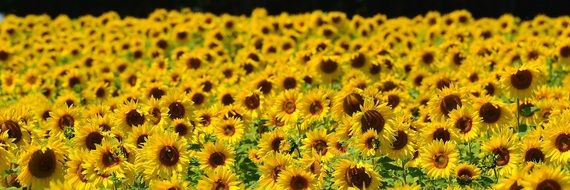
277 168 316 190
419 140 459 179
17 136 67 190
332 159 381 190
197 167 242 190
501 61 544 98
138 131 189 179
520 165 570 190
198 142 235 173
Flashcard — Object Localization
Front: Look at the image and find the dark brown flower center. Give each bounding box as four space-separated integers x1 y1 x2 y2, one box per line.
457 168 474 178
85 132 103 150
159 146 180 166
223 125 235 136
387 94 400 108
479 103 501 123
313 139 328 155
271 137 283 152
436 78 452 90
221 94 235 105
345 166 372 188
560 46 570 58
126 110 145 127
510 70 532 90
421 52 434 65
555 133 570 152
208 152 226 167
168 102 185 119
175 123 189 136
320 59 338 74
1 120 22 143
289 175 309 190
360 110 385 133
192 93 205 106
439 94 462 116
537 179 561 190
493 147 510 166
433 153 449 168
433 128 451 142
524 147 545 163
28 149 56 178
309 101 323 115
454 116 472 134
283 101 296 114
257 80 273 94
213 180 229 190
136 134 148 148
244 94 261 110
392 130 408 150
350 53 366 68
283 77 297 89
57 114 75 130
102 150 120 167
149 87 166 99
343 93 364 116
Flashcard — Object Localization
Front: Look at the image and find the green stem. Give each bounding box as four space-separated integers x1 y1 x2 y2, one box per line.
402 161 407 184
515 97 521 133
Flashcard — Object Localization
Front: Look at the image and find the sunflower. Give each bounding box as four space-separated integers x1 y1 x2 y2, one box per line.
17 136 67 190
213 117 244 145
542 116 570 164
277 168 316 190
83 138 127 188
522 136 546 163
515 98 540 125
419 140 459 179
138 131 189 179
455 163 480 186
48 104 81 135
258 153 294 188
198 142 235 173
350 98 394 140
386 113 416 160
259 129 290 156
355 130 382 157
142 96 167 126
302 128 333 160
331 87 365 119
161 89 193 121
299 88 330 128
520 165 570 190
448 106 481 142
427 85 466 120
270 90 302 124
197 167 242 190
311 55 343 82
64 149 93 189
0 109 28 144
73 123 106 151
501 61 544 98
194 106 220 134
473 95 513 131
237 89 264 119
387 182 421 190
170 118 196 142
149 173 190 190
128 124 157 151
480 130 521 176
422 121 456 143
115 100 146 129
332 159 381 190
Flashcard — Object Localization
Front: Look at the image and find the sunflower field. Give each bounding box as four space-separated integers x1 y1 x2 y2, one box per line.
0 8 570 190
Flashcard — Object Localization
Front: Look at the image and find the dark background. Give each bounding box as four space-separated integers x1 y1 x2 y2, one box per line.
0 0 569 20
